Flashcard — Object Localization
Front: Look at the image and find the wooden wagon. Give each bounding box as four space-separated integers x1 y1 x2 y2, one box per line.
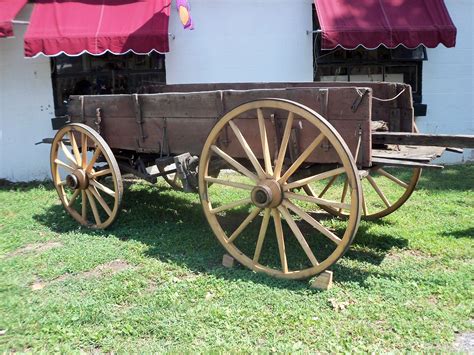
49 82 474 280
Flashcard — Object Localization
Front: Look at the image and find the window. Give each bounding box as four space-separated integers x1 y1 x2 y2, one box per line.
312 6 427 116
51 52 166 116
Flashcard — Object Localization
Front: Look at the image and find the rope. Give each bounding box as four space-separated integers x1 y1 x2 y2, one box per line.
356 87 407 102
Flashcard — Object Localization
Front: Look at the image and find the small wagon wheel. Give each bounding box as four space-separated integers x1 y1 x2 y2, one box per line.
157 162 183 190
199 99 362 280
50 123 123 229
307 124 422 220
158 162 220 191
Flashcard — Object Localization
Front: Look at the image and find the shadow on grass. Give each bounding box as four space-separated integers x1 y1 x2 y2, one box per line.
32 180 412 290
0 179 52 192
25 162 469 288
441 227 474 239
416 164 474 192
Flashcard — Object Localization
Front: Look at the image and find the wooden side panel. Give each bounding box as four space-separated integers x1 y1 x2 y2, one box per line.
148 81 414 133
68 85 374 166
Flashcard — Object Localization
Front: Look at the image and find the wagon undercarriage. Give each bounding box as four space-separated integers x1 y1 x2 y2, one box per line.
48 82 474 280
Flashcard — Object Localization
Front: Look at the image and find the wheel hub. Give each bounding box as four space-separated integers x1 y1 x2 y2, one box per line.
66 169 89 190
251 179 283 208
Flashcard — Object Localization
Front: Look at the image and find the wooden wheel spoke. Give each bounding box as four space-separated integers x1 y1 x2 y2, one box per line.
88 186 112 217
210 197 252 215
279 133 325 183
361 188 368 216
60 141 79 167
253 208 271 263
81 133 88 168
366 175 391 208
89 179 116 198
283 200 341 245
285 191 351 210
204 176 254 191
274 112 294 179
272 209 288 273
228 121 267 179
305 184 316 197
91 168 112 178
54 159 75 173
85 147 102 172
377 168 409 189
257 108 273 175
211 145 258 182
278 206 319 267
81 190 87 220
339 177 349 213
227 208 262 243
284 167 346 191
318 174 338 198
67 189 81 207
85 189 101 226
68 132 82 166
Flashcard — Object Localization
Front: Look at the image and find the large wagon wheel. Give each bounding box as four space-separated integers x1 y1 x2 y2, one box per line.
307 124 422 220
199 99 362 280
306 166 421 220
50 123 123 229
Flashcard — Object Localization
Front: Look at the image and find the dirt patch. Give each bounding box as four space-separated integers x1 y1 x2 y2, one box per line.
453 332 474 352
385 248 430 262
4 242 62 258
144 280 158 294
78 260 131 279
31 260 132 291
31 280 46 291
170 272 199 283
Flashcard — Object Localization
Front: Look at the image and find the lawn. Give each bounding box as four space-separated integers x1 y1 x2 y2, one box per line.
0 164 473 352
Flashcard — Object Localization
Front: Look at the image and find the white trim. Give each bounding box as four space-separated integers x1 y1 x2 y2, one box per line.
26 47 169 58
321 41 451 51
11 20 29 25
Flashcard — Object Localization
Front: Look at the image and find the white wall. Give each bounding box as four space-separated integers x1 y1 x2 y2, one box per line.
166 0 314 84
0 0 314 182
0 0 470 182
419 0 473 163
0 4 55 181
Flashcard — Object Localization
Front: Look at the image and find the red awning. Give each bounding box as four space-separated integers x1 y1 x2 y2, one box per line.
314 0 457 50
24 0 171 57
0 0 27 38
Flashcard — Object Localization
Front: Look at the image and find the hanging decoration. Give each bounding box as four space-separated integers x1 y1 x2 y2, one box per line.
176 0 194 30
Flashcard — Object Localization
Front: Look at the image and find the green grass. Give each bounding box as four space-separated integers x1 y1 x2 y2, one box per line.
0 164 473 352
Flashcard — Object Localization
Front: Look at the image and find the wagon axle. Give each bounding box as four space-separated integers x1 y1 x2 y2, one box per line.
251 180 283 208
65 170 89 190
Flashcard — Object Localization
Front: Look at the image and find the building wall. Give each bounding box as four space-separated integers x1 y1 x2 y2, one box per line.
419 0 473 163
0 4 55 182
0 0 314 182
166 0 314 83
0 0 470 182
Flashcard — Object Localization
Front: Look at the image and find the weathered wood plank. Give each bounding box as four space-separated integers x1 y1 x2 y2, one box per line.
372 145 446 162
372 132 474 149
372 157 444 169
